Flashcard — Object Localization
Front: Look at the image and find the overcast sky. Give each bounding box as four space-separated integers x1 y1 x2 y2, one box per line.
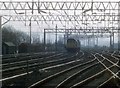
0 0 119 2
1 0 119 46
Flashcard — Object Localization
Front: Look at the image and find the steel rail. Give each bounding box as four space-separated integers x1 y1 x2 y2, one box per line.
1 52 83 82
70 53 119 88
29 53 97 88
56 59 101 88
2 53 64 68
70 65 116 88
55 53 105 88
2 53 70 72
96 54 120 79
97 53 120 68
97 70 120 88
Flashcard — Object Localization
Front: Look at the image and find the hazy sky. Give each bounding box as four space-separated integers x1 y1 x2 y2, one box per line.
1 0 119 46
0 0 119 1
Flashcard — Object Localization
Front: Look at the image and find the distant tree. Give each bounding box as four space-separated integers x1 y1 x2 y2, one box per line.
33 37 41 44
58 36 64 45
2 25 30 46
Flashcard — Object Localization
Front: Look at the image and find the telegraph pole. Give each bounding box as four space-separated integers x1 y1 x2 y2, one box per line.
113 32 114 49
29 19 32 45
118 2 120 51
110 33 112 50
0 16 1 55
0 16 2 88
118 1 120 84
44 29 46 52
55 25 57 52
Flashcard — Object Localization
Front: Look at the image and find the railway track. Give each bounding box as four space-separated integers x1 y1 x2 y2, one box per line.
28 51 120 88
2 52 66 70
2 50 120 87
2 51 83 87
2 52 67 78
70 53 120 88
28 52 96 88
1 52 67 80
2 52 55 63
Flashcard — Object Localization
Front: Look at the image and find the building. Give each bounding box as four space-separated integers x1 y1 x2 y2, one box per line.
2 42 16 55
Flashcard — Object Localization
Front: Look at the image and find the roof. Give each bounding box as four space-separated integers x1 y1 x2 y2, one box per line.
3 42 15 47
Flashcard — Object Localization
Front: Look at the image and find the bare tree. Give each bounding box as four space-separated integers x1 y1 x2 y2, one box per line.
2 25 30 46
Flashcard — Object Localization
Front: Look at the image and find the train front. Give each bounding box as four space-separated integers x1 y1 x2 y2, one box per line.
65 38 80 52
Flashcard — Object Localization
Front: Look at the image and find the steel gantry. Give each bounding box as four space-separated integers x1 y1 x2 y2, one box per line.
0 1 119 29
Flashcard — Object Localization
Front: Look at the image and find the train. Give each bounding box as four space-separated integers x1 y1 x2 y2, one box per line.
18 38 80 53
18 43 43 53
18 43 29 53
65 38 80 52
